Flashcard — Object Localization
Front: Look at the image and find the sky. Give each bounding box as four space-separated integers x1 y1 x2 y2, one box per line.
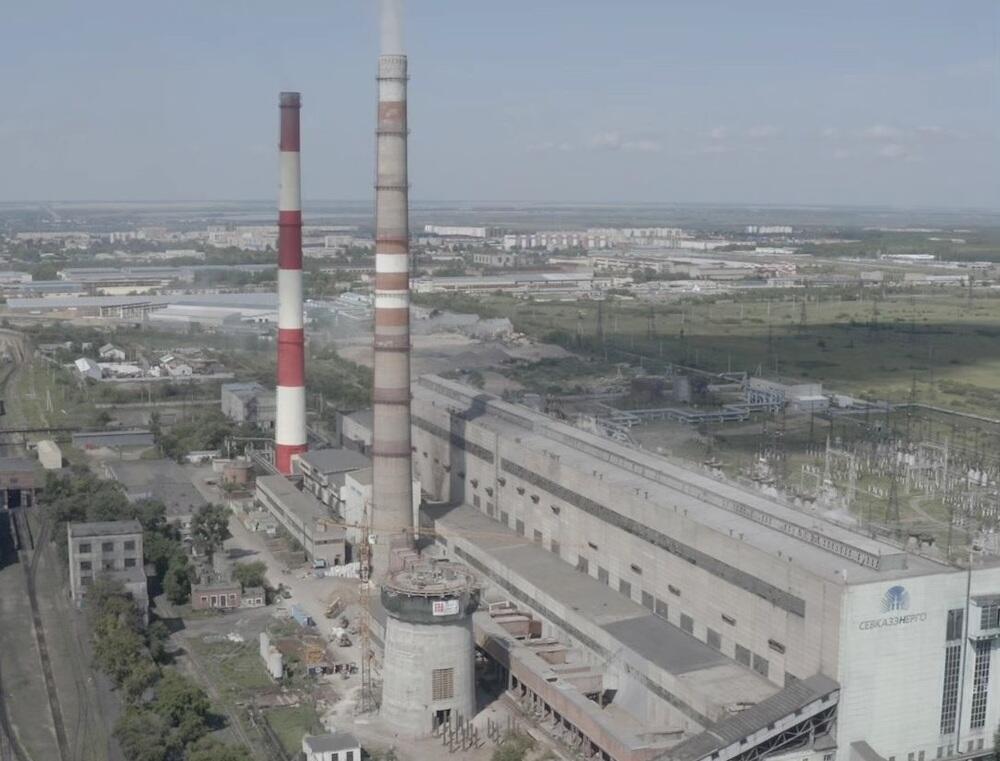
1 0 998 208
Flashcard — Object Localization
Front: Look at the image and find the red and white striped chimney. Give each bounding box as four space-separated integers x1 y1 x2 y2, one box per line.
275 91 307 475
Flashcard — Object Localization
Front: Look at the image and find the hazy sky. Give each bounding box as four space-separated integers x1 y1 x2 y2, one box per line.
2 1 998 207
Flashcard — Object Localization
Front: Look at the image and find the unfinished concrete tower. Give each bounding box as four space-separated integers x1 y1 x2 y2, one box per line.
371 50 414 574
380 563 479 735
275 92 308 475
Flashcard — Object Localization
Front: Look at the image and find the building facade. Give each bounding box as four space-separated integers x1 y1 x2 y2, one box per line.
221 382 277 429
67 521 147 618
397 376 999 761
191 579 242 611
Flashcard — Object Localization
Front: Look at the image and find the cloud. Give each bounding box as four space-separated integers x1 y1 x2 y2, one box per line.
821 127 840 139
876 143 908 160
747 125 781 139
529 132 662 154
527 140 574 153
585 131 663 153
862 124 904 140
587 131 623 151
698 143 734 155
707 126 728 141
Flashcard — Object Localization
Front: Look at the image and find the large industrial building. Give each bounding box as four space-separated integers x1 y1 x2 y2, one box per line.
346 375 998 761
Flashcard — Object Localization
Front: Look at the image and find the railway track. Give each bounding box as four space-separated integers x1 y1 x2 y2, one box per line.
13 509 69 761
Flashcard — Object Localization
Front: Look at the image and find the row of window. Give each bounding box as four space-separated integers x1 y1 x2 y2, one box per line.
942 608 993 733
79 558 137 572
890 737 991 761
76 539 136 554
485 492 782 682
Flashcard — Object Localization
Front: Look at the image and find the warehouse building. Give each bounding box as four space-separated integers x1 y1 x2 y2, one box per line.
349 375 999 761
104 459 207 528
255 475 346 566
0 458 37 508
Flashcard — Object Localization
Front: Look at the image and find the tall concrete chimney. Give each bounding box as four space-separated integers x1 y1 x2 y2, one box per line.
275 92 307 475
371 53 414 576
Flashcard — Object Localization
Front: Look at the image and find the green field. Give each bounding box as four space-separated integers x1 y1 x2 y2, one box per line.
418 289 1000 417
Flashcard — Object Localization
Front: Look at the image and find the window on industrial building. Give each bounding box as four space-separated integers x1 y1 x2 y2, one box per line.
768 639 786 654
78 543 91 554
515 519 525 536
735 645 751 667
587 541 598 550
946 608 964 641
550 540 560 556
919 751 925 761
722 613 736 626
707 628 721 650
617 579 630 598
124 558 136 568
680 614 693 633
752 654 769 678
641 591 654 610
500 511 509 525
970 639 992 728
668 584 681 597
473 495 481 508
980 602 1000 630
577 556 589 574
630 563 642 575
432 668 454 700
598 567 609 585
102 541 114 553
654 599 668 619
939 643 961 734
486 503 495 517
123 540 135 551
79 561 91 571
908 754 914 761
550 504 560 515
533 529 542 544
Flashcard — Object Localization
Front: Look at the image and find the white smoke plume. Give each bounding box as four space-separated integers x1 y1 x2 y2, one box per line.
379 0 404 55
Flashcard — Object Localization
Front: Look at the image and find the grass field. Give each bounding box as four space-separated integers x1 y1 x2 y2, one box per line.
419 289 1000 417
263 704 321 757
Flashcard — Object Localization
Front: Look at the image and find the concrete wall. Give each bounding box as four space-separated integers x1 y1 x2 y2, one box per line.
380 616 477 737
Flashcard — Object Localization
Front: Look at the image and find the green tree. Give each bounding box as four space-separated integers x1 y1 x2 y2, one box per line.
186 737 247 761
231 560 267 590
152 671 211 743
164 558 193 605
114 708 176 761
190 504 231 562
121 658 159 705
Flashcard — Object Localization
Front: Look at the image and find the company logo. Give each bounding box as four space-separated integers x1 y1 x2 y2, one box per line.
881 585 910 613
859 585 925 631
